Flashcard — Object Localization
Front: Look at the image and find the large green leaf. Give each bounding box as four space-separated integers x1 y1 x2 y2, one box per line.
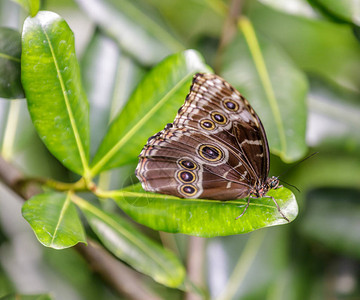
22 192 87 249
221 19 308 162
110 184 298 237
0 27 24 99
90 49 211 175
249 3 360 93
75 0 184 65
74 196 185 287
21 11 90 176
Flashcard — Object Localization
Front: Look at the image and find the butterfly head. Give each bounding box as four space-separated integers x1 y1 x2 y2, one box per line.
267 176 280 190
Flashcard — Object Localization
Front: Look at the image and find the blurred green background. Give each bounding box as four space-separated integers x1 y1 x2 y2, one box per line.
1 0 360 299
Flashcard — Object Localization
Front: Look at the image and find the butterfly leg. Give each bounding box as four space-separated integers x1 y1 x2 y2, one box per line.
266 195 290 222
235 196 252 220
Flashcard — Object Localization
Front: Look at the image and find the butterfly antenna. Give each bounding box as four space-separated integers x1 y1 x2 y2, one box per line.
279 179 300 193
277 152 319 178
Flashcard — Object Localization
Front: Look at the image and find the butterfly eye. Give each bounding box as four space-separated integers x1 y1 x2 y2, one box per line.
211 112 227 124
269 177 279 189
179 159 197 170
223 99 239 111
198 144 223 162
180 185 197 197
200 119 215 130
177 170 195 183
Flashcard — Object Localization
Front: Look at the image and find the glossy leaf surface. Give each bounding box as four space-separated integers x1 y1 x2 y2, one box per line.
21 11 90 175
112 185 297 237
78 199 185 287
75 0 184 65
90 49 211 175
22 192 87 249
221 19 308 162
0 27 23 99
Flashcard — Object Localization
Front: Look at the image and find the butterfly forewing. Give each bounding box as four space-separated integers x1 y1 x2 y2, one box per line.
136 73 271 201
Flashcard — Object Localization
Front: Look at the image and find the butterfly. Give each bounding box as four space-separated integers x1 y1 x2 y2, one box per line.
135 73 288 221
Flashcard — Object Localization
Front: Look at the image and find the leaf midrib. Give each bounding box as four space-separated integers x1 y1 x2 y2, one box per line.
50 193 71 247
41 24 89 175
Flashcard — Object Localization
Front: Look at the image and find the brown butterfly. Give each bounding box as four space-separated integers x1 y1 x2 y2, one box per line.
135 73 288 221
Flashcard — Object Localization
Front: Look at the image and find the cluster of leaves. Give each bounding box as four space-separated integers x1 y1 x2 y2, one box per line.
0 0 360 299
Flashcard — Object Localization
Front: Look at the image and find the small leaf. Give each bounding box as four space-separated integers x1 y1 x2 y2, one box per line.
22 192 87 249
0 27 24 99
111 185 298 237
90 49 211 175
221 18 308 162
11 0 40 17
74 196 185 287
75 0 184 65
21 11 90 176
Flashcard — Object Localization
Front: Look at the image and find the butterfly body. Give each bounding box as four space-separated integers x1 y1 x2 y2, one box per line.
136 73 287 220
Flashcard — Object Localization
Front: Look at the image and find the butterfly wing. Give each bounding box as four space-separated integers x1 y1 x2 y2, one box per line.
136 73 270 200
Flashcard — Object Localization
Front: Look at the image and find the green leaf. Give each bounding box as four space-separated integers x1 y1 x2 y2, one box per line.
11 0 40 17
73 196 185 287
299 188 360 259
221 18 308 162
249 3 360 93
0 27 24 99
22 192 87 249
75 0 184 65
111 184 298 237
312 0 360 25
90 49 211 175
21 11 90 176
